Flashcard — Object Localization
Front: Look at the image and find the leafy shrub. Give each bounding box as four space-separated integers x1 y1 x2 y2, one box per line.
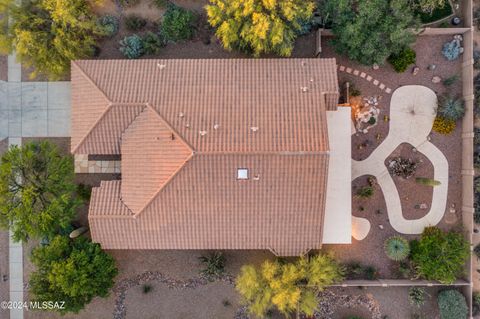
162 4 196 42
396 261 412 279
142 32 165 55
408 287 427 307
410 227 469 284
474 51 480 69
415 0 448 13
387 157 417 179
388 47 416 73
356 186 373 198
432 116 456 135
475 177 480 223
437 290 468 319
236 254 344 317
442 75 459 86
199 251 225 278
442 39 462 61
473 292 480 316
30 236 117 314
125 14 147 31
119 35 144 59
437 95 465 121
98 15 120 37
364 266 378 280
77 183 92 201
415 177 441 187
384 236 410 261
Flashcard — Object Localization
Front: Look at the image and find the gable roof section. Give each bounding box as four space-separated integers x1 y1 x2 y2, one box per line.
71 59 339 154
120 106 193 214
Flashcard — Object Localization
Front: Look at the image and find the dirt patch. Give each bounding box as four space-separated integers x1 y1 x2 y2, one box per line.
386 143 434 221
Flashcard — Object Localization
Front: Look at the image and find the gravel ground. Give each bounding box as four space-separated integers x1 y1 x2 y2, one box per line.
0 138 9 319
325 286 443 319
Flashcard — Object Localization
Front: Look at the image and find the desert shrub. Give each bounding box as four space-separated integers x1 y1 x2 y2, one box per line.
408 287 427 307
77 183 92 201
432 116 456 135
397 261 412 279
387 157 417 179
125 14 147 31
410 227 469 284
364 266 378 280
437 290 468 319
388 47 416 73
475 177 480 223
119 35 144 59
384 236 410 261
442 75 459 86
474 51 480 69
142 32 165 55
0 0 101 80
442 39 462 61
0 141 81 242
118 0 140 7
236 254 344 317
142 284 152 294
162 4 196 42
199 251 225 278
415 177 441 187
320 0 417 66
98 15 120 38
473 292 480 316
356 186 373 198
30 236 117 314
474 243 480 260
414 0 448 13
206 0 314 57
437 95 465 121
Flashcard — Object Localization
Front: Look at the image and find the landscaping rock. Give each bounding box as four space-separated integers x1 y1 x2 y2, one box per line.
412 66 419 75
432 76 441 83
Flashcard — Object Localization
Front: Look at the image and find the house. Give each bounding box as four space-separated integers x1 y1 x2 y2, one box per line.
71 59 351 256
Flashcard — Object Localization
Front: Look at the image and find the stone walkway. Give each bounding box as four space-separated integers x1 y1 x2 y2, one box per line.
338 64 393 94
352 85 448 236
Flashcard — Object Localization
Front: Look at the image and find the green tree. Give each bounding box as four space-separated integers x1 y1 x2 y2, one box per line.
0 141 80 242
30 236 118 313
410 227 469 284
0 0 101 80
206 0 315 57
235 254 344 317
320 0 417 66
416 0 448 13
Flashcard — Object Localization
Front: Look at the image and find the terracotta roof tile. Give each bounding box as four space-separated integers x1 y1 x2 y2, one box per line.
120 106 193 214
72 59 340 256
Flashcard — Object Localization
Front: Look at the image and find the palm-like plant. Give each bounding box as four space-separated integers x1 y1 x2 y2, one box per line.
384 236 410 261
408 287 428 307
199 251 225 278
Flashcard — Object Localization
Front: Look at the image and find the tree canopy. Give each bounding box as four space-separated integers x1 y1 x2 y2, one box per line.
410 227 469 284
0 141 80 242
206 0 315 57
0 0 101 80
320 0 417 66
30 236 118 313
235 254 344 317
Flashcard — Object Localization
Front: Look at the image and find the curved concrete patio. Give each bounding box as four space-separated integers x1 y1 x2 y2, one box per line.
352 85 449 236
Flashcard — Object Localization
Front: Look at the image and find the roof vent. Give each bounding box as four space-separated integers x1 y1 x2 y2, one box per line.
185 123 190 129
253 174 260 181
199 130 207 136
300 86 309 93
157 63 166 70
250 126 259 132
213 124 220 130
179 112 184 118
237 168 248 180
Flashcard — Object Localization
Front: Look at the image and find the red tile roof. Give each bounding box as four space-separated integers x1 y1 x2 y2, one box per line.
72 59 339 256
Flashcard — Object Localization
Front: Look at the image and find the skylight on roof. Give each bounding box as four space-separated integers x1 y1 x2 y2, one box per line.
237 168 248 180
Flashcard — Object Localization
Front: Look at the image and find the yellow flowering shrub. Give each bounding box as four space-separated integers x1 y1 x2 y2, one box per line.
432 116 456 135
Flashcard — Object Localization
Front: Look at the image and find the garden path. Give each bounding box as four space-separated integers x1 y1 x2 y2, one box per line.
352 85 448 235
